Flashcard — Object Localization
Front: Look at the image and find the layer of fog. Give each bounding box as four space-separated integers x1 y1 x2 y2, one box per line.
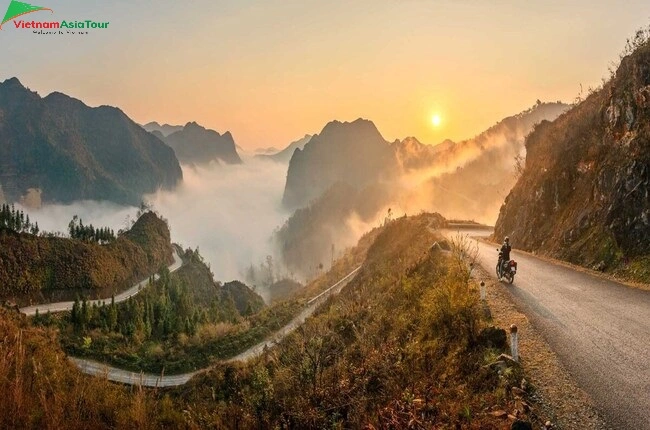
21 159 290 299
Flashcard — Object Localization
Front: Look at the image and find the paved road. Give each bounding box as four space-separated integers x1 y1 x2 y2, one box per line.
20 249 184 317
451 229 650 430
70 266 361 387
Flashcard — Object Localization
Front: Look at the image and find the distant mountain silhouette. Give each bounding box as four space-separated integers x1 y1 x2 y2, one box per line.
254 146 280 155
391 137 457 171
282 120 396 209
256 134 312 164
150 130 165 141
421 101 570 223
0 78 183 206
142 121 184 137
162 122 243 166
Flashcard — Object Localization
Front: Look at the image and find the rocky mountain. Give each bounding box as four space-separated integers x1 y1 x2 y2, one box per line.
162 122 243 166
282 119 397 209
142 121 184 137
256 134 312 164
494 41 650 279
0 78 183 206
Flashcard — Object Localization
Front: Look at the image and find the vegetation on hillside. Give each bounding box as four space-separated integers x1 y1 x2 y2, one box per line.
0 211 173 305
51 249 298 374
0 307 179 430
0 203 39 234
0 213 532 429
174 215 521 428
67 215 116 244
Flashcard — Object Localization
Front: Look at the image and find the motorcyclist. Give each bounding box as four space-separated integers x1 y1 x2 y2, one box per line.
498 237 512 277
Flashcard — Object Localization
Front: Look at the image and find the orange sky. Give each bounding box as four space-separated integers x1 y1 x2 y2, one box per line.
2 0 650 150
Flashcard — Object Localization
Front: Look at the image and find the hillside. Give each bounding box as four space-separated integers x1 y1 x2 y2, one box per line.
0 211 173 305
178 215 530 428
162 122 243 166
255 134 312 163
282 119 397 209
59 249 273 374
494 40 650 279
0 78 183 207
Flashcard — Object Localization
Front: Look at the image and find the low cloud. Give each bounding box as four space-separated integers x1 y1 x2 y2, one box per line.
19 158 290 287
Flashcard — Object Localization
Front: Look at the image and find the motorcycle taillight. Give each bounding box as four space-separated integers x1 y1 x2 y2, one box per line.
510 261 517 267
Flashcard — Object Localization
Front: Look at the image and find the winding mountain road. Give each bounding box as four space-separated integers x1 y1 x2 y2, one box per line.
454 229 650 430
20 249 184 316
68 266 361 388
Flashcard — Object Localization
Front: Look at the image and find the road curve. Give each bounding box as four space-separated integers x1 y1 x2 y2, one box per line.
452 230 650 430
20 249 184 317
70 266 362 387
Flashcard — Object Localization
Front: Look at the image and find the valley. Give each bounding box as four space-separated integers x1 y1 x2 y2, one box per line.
3 8 650 429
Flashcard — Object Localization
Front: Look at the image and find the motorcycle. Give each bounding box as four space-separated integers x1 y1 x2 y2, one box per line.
496 249 517 284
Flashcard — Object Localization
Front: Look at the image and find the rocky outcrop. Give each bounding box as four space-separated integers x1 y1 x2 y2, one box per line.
494 41 650 274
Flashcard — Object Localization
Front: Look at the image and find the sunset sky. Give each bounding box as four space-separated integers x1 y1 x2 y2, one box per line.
2 0 650 150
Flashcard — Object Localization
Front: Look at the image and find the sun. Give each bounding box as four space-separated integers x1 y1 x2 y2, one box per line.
431 114 441 127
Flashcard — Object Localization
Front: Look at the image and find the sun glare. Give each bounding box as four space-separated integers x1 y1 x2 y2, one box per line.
431 114 442 127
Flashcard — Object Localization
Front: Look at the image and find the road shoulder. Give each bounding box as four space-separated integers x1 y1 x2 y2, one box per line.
473 265 609 430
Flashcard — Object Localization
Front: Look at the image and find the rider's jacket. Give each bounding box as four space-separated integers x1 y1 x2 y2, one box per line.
500 242 511 261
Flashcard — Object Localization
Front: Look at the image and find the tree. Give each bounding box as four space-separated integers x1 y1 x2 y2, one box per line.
108 295 118 331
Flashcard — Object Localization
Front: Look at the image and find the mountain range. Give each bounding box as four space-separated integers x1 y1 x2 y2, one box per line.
256 134 312 164
276 103 570 275
155 122 243 166
0 78 183 206
142 121 184 137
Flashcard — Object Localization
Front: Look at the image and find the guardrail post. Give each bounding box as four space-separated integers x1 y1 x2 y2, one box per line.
510 324 519 361
480 281 486 300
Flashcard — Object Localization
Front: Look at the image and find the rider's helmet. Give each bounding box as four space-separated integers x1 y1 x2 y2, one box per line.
504 236 510 244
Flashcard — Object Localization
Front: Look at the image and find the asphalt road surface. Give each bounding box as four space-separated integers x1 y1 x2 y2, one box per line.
452 229 650 430
20 249 184 316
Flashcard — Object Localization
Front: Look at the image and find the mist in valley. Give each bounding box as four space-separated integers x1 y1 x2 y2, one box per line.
19 159 290 297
